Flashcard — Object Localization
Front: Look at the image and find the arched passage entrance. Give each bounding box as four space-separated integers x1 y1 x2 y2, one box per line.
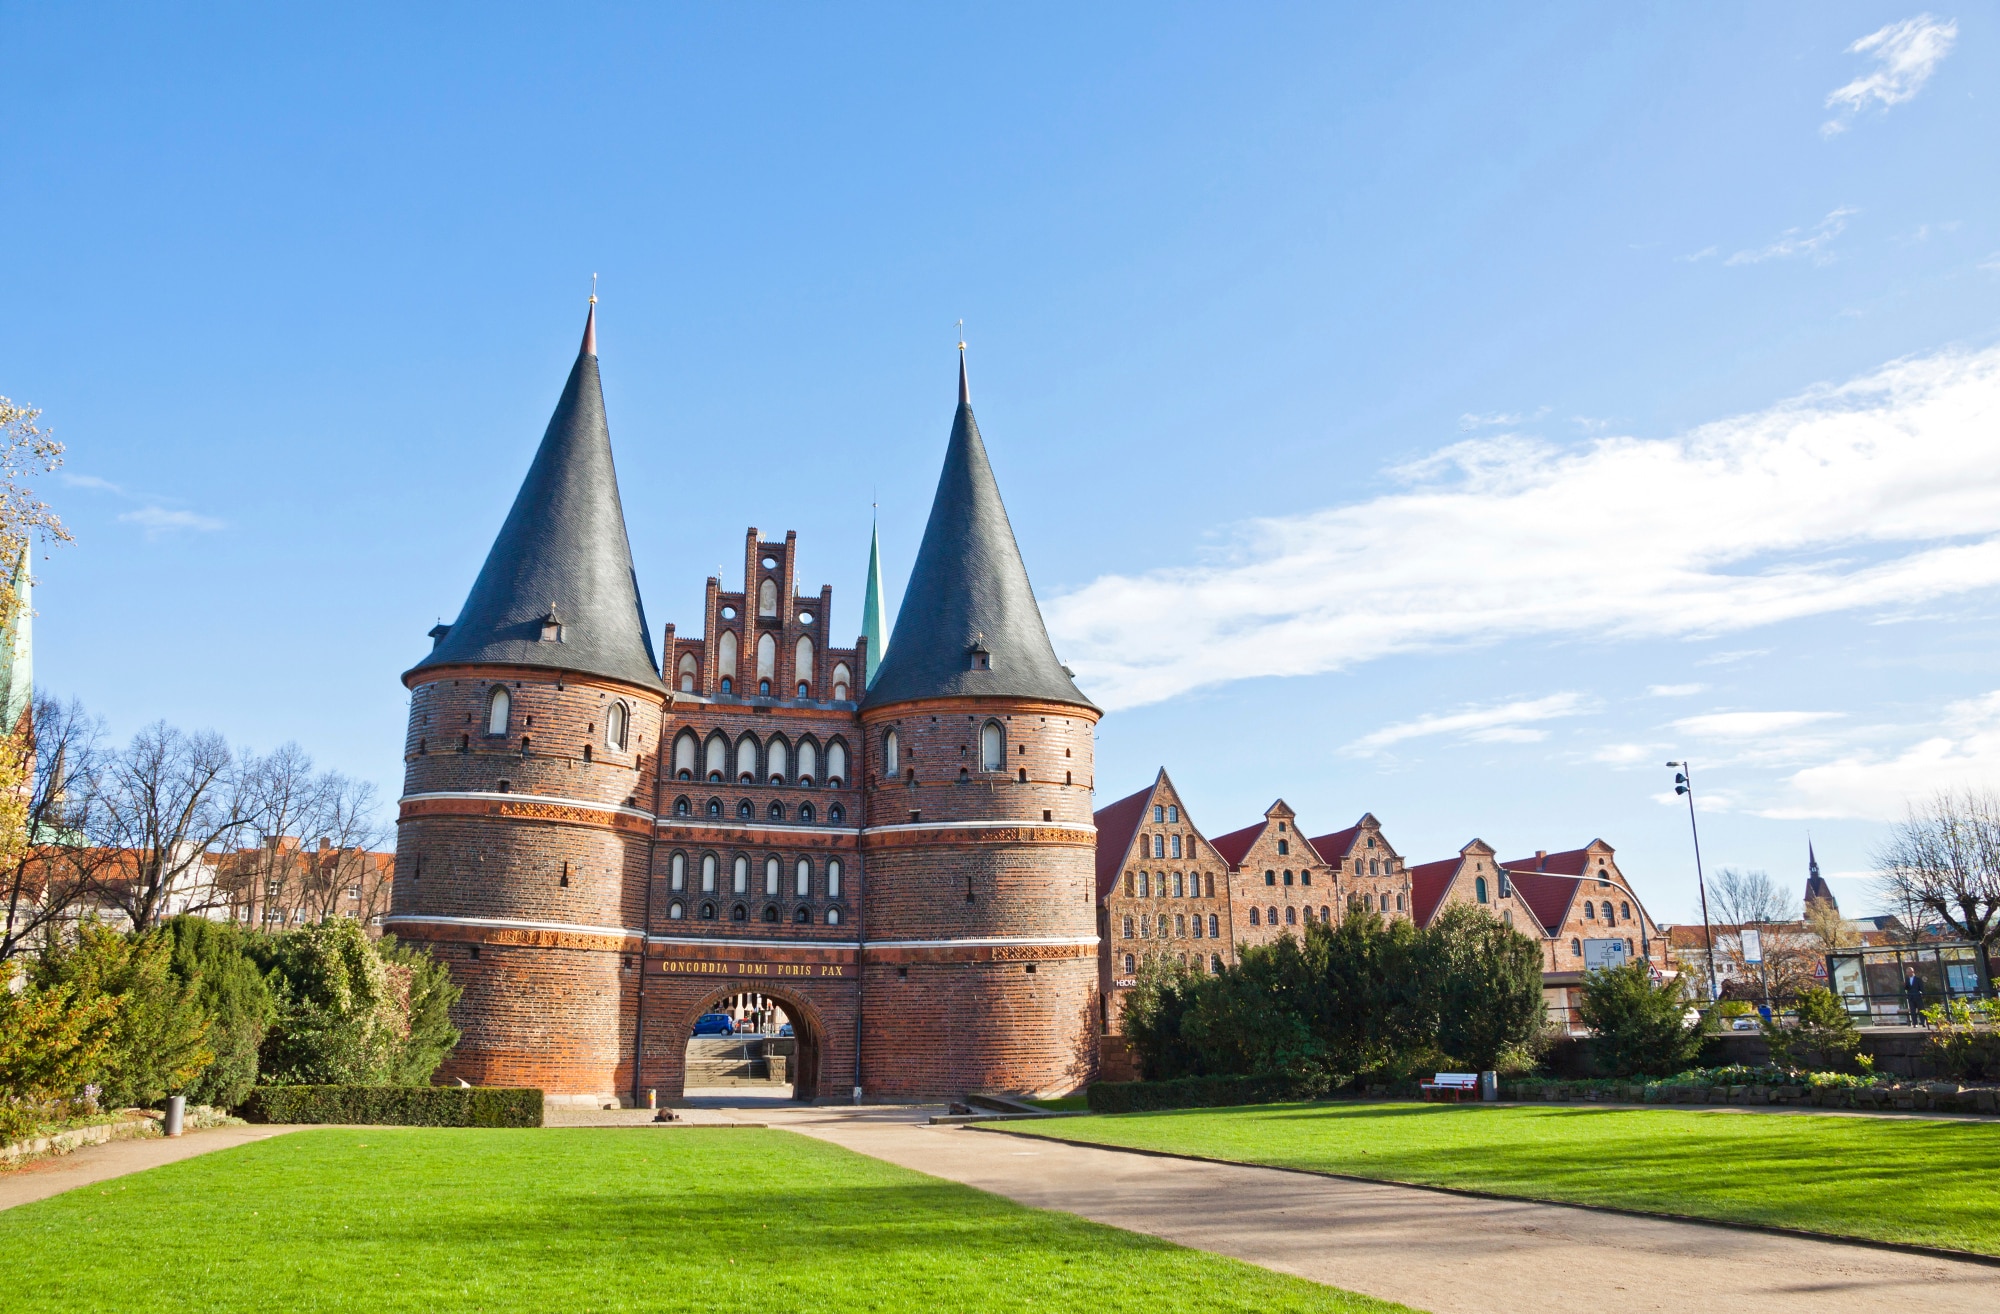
680 987 822 1101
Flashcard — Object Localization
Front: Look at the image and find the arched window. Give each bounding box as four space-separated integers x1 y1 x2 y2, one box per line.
1584 900 1595 920
798 801 815 823
606 701 628 751
1190 915 1202 939
1369 858 1379 875
1283 870 1294 886
1603 902 1616 924
767 800 783 821
827 859 842 898
795 858 811 897
678 653 699 693
1320 906 1330 923
1208 914 1219 937
1396 892 1405 911
797 740 817 786
760 904 778 924
1621 901 1632 920
1379 893 1389 911
765 856 780 895
794 905 810 924
1140 913 1151 936
795 636 814 697
767 738 788 784
1248 907 1260 927
705 735 728 782
831 663 851 701
1172 835 1183 859
700 854 717 893
829 803 844 824
979 721 1003 771
737 799 753 819
1276 839 1288 856
736 733 759 783
732 856 748 895
674 732 698 780
1167 805 1179 823
718 630 739 680
736 904 751 922
486 686 510 735
1175 914 1186 936
667 900 684 920
1205 874 1214 897
707 798 723 817
883 730 899 777
1153 835 1165 859
1172 872 1184 898
1268 905 1279 925
1123 954 1136 974
1475 876 1489 904
1571 937 1581 955
1211 954 1224 974
1123 916 1134 938
826 741 847 787
1285 906 1297 925
825 906 842 926
669 853 686 890
700 902 716 920
756 633 776 690
1138 872 1150 898
758 578 778 616
1503 910 1514 927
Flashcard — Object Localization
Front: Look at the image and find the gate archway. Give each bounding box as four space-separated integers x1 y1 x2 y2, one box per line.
679 986 823 1101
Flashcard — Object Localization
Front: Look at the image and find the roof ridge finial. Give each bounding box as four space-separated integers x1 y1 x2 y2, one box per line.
956 319 969 406
582 274 598 357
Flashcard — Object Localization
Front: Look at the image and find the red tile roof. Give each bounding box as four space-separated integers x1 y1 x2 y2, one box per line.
1506 868 1580 935
1501 847 1599 876
1309 826 1359 864
1407 857 1459 927
1209 821 1265 870
1092 781 1153 902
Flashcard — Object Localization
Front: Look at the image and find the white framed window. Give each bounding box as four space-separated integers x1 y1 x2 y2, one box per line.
797 740 817 785
980 721 1003 771
674 732 698 780
718 630 739 677
765 856 780 896
831 663 850 701
796 858 811 898
704 736 727 782
701 854 717 893
606 701 628 751
825 906 841 925
670 853 686 891
883 730 899 777
758 578 778 616
756 633 777 682
736 733 759 783
794 635 814 695
486 686 510 735
678 653 699 692
768 738 788 784
827 741 846 787
827 859 842 898
733 855 748 895
668 901 684 920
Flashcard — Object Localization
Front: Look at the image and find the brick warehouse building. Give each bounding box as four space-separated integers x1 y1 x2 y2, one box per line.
387 306 1099 1104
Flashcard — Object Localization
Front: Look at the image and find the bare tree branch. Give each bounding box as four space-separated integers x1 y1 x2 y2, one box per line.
1874 788 2000 992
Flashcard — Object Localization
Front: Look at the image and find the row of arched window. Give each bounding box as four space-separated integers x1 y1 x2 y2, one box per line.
877 722 1009 778
665 851 845 900
1249 905 1331 927
1121 912 1222 939
1262 869 1315 887
1123 871 1215 899
1137 832 1194 859
1584 899 1631 924
1118 952 1225 976
483 687 632 752
670 796 846 826
673 731 848 787
678 633 852 701
667 899 845 926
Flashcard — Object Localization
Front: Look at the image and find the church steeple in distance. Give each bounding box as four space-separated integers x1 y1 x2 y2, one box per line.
861 509 888 688
409 298 664 693
1805 839 1838 912
862 347 1093 710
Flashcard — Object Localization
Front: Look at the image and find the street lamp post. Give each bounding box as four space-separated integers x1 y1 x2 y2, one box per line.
1667 760 1720 1003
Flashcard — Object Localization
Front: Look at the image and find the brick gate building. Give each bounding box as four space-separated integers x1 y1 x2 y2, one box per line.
387 306 1099 1104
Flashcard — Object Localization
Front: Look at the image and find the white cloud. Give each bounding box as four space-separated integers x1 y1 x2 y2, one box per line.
1647 683 1706 697
1777 691 2000 820
1725 207 1856 266
119 506 225 536
1051 342 2000 710
60 472 127 495
1347 693 1592 755
1823 14 1958 135
1459 407 1549 431
1593 743 1657 766
1673 710 1844 739
1680 246 1718 263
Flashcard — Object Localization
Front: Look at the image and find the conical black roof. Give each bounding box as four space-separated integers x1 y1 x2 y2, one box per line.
407 307 665 693
864 357 1093 712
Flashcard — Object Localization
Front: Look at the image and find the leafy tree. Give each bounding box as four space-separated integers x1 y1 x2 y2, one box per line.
31 921 212 1106
166 916 275 1107
1181 934 1328 1085
1425 905 1546 1071
380 934 461 1086
252 919 460 1087
0 973 118 1141
1120 953 1206 1080
1577 963 1703 1078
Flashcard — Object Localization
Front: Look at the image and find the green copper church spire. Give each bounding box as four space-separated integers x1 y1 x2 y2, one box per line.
862 509 888 687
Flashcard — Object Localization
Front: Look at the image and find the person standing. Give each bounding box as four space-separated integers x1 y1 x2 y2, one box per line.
1904 968 1927 1025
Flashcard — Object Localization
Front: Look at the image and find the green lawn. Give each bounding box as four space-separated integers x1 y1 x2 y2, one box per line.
1 1127 1405 1314
1009 1102 2000 1256
1021 1095 1091 1112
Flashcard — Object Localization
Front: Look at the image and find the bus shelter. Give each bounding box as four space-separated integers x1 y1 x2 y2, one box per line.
1827 941 1997 1024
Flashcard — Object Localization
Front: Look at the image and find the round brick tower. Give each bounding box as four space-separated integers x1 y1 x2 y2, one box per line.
388 303 668 1104
858 351 1101 1099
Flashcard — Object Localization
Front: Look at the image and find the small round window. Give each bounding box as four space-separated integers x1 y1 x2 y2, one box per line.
798 612 814 625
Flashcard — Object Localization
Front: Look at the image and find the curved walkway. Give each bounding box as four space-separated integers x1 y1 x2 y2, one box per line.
760 1102 2000 1314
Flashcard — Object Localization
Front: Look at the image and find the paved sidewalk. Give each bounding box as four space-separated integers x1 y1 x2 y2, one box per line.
755 1102 2000 1314
0 1124 302 1212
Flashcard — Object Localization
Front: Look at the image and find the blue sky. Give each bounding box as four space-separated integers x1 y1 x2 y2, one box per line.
4 5 1997 922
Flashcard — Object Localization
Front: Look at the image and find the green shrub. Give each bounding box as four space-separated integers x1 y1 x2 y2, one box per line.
31 921 211 1106
239 1085 542 1127
165 917 275 1108
1425 905 1547 1072
1086 1074 1313 1114
1576 964 1703 1078
0 976 120 1142
249 920 461 1087
1762 986 1860 1072
1922 999 2000 1080
1119 955 1207 1081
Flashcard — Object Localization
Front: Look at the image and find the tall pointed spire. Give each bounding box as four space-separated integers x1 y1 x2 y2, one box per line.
861 509 888 688
1805 839 1838 912
408 302 664 692
862 355 1093 710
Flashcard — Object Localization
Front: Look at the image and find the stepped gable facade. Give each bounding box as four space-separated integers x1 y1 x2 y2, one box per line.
1215 800 1340 947
388 316 1100 1104
1310 814 1409 921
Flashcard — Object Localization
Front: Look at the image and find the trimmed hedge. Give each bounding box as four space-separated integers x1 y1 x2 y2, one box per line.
240 1085 543 1127
1087 1074 1308 1114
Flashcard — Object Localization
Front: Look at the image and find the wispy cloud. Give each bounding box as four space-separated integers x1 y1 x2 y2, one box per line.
1593 743 1657 766
1049 343 2000 711
1725 207 1856 266
1347 693 1593 755
1647 683 1706 697
60 472 127 495
1680 246 1718 264
119 507 226 536
1777 692 2000 820
1458 407 1549 431
1673 710 1844 739
1823 14 1958 136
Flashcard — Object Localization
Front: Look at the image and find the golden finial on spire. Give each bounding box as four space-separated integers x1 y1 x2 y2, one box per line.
956 318 965 351
590 272 598 306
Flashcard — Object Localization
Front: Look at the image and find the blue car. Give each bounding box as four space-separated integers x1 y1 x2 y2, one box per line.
691 1013 735 1037
778 1023 793 1037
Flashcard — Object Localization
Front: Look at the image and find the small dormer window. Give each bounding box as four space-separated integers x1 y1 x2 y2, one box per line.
539 608 564 643
968 633 991 671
